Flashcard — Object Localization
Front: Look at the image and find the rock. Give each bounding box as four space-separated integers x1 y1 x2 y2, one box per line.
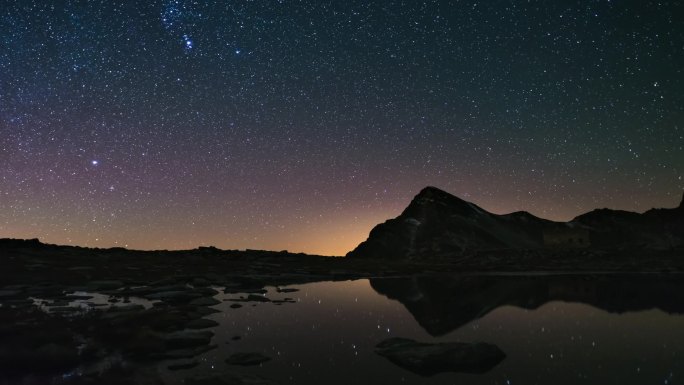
191 277 211 287
193 306 222 316
164 330 214 349
194 287 220 296
145 290 200 302
189 297 221 306
65 293 94 300
186 318 220 329
225 352 271 366
374 337 505 376
275 287 299 293
87 280 124 290
0 289 22 298
168 359 199 370
229 294 270 303
184 372 276 385
271 299 296 304
230 304 242 309
163 344 217 359
110 304 146 312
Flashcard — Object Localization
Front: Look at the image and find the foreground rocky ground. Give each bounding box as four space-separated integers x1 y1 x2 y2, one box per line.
1 238 683 384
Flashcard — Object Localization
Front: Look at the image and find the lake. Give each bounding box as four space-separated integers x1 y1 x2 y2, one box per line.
153 274 684 385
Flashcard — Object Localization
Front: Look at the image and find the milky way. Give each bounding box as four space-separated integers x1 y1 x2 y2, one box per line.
1 0 682 255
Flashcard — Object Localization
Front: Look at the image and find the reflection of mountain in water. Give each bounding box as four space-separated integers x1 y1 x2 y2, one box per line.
370 274 684 336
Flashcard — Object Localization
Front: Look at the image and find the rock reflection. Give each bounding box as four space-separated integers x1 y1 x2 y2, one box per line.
370 274 684 336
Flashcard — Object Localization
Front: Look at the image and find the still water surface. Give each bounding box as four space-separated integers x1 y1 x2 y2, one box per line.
164 274 684 384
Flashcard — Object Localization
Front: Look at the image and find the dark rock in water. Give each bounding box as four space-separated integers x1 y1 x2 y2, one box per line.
193 306 222 316
276 287 299 293
65 293 94 300
374 337 505 376
145 290 200 303
189 297 221 306
87 280 124 290
230 294 270 303
0 289 23 298
186 318 219 329
168 359 199 370
225 352 271 366
184 372 276 385
163 344 217 359
230 303 243 309
164 330 214 349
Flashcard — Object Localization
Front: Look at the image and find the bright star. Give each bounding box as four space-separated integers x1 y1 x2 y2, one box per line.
91 160 99 166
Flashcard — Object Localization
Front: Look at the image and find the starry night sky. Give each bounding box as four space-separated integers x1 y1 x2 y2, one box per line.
1 0 682 255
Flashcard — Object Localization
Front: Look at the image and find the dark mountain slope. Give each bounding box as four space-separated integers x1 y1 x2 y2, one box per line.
347 187 563 259
348 187 683 259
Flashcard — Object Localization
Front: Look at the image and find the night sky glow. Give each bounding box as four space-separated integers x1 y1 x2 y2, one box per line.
1 1 682 255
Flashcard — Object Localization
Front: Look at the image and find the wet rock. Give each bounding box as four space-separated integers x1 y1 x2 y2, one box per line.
163 344 217 359
229 294 270 303
109 304 146 312
65 293 94 300
194 287 220 297
194 306 221 316
189 297 221 306
87 280 124 290
275 287 299 293
225 352 271 366
145 290 200 303
184 372 276 385
374 337 505 376
229 304 242 309
165 330 214 349
48 306 80 313
168 359 200 370
191 277 211 287
271 299 296 304
0 289 22 298
186 318 219 329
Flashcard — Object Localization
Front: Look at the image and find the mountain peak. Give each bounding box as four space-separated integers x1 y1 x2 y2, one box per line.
407 186 483 216
415 186 451 199
347 186 550 259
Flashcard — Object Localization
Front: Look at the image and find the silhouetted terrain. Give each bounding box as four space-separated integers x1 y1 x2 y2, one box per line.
348 186 684 259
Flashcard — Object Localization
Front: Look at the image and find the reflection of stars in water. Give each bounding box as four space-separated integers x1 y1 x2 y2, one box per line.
91 160 99 166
